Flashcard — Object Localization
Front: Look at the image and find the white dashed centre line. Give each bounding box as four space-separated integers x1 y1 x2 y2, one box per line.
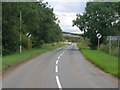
56 60 59 65
55 50 66 89
58 56 60 59
56 66 58 73
56 76 62 89
60 54 63 57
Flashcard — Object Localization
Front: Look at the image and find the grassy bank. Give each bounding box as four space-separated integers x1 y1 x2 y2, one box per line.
2 43 66 71
77 43 119 78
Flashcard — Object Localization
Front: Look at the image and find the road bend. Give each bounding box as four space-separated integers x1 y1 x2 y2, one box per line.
3 44 118 88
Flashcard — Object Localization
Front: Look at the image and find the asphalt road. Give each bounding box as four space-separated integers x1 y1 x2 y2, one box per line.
3 43 118 88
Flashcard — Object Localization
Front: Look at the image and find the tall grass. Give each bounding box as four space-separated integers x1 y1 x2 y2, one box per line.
2 43 66 71
77 43 119 78
99 43 119 57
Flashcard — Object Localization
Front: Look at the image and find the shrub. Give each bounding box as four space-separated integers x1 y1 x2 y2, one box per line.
22 34 32 50
112 47 118 57
100 43 118 56
99 44 109 53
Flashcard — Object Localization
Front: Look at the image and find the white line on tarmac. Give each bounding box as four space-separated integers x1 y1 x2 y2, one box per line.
56 60 59 65
58 56 60 59
60 54 63 56
56 76 62 89
55 51 65 89
56 66 58 72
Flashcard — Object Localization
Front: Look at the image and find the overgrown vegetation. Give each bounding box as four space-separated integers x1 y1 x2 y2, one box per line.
64 36 80 42
73 2 120 49
2 43 66 71
99 41 119 57
77 38 119 78
2 2 63 56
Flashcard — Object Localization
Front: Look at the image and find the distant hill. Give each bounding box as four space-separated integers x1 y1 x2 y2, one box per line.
62 32 81 37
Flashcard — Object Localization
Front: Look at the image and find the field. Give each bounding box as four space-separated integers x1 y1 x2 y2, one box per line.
2 43 66 71
77 43 119 78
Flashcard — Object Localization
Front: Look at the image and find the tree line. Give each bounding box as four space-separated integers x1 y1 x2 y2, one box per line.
3 2 63 56
73 2 120 49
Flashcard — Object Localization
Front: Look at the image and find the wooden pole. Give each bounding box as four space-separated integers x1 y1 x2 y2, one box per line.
98 38 100 49
20 11 22 53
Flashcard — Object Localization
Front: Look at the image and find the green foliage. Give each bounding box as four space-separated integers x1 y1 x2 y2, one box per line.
64 36 80 42
78 37 119 56
99 41 119 57
2 43 66 71
22 34 32 49
77 43 119 78
99 44 109 53
112 47 119 57
3 2 63 56
73 2 119 49
78 37 90 49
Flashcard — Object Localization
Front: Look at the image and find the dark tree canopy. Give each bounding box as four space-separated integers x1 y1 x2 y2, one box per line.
73 2 120 49
2 2 63 56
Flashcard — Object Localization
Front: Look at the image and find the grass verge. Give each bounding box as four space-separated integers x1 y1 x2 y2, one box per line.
77 43 119 78
2 43 66 71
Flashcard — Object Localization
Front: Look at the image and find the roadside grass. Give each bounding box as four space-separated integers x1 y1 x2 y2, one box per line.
77 43 119 78
2 43 66 71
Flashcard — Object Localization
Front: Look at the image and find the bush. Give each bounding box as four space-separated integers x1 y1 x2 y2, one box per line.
112 47 118 57
100 42 118 56
79 37 90 46
89 37 98 50
22 34 32 50
99 44 109 53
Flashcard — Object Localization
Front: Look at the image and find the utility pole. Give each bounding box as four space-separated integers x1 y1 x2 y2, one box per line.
98 38 100 49
20 11 22 53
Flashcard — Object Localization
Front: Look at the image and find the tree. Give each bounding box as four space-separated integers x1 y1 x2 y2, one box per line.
2 2 63 56
73 2 119 49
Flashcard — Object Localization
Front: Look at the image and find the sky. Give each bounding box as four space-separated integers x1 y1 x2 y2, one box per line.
43 0 87 34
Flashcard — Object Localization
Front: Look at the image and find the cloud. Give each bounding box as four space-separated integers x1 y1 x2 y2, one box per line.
44 0 87 33
49 2 86 13
55 11 83 33
44 0 88 2
53 5 66 12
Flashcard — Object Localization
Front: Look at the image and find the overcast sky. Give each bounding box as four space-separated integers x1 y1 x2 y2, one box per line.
43 0 87 34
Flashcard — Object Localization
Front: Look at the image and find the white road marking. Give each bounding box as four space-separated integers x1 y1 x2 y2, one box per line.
58 56 60 59
56 66 58 72
56 60 59 65
56 76 62 89
55 51 65 89
60 54 63 56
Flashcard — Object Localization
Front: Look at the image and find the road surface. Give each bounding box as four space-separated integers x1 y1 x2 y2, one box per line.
3 43 118 88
